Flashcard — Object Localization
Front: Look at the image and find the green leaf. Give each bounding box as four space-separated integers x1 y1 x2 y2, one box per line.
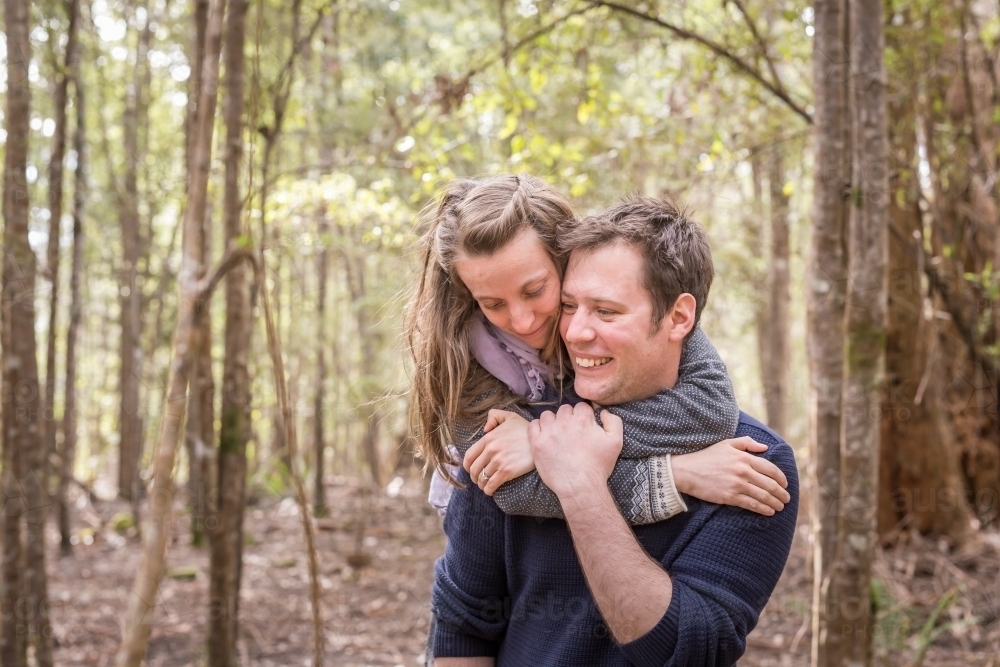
499 113 519 140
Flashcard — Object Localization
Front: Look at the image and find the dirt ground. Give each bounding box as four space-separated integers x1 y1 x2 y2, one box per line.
47 473 1000 666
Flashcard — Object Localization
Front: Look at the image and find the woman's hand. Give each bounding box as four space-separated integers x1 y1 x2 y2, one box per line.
671 437 790 516
464 410 535 496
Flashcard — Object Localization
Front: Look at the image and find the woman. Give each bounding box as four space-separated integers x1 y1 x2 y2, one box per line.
406 173 789 525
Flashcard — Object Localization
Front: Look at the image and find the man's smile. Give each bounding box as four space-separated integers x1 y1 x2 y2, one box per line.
574 356 613 369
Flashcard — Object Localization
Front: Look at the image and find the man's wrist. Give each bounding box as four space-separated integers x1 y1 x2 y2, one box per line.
558 478 617 518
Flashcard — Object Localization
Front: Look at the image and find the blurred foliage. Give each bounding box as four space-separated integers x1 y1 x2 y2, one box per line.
18 0 826 486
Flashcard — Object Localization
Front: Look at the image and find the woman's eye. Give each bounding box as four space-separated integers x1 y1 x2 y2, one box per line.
482 302 503 311
525 289 543 299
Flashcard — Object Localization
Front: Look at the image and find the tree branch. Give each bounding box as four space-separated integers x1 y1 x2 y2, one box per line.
195 246 257 303
729 0 785 101
461 5 597 83
587 0 812 124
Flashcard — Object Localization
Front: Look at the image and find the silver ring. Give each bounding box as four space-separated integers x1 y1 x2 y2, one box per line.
479 470 490 483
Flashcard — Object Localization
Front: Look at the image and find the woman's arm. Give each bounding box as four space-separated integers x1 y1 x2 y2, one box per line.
605 325 740 457
458 327 786 524
461 413 788 525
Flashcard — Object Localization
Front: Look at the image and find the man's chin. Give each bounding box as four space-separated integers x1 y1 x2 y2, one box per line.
573 379 613 404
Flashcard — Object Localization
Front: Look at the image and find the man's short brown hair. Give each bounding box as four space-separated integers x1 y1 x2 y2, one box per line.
560 195 714 332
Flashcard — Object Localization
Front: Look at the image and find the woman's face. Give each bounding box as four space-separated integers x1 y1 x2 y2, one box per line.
454 227 562 349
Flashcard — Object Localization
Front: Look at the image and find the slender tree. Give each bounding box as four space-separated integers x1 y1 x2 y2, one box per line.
766 147 791 436
59 36 88 556
821 0 890 664
42 0 81 470
2 0 54 663
116 0 230 662
208 0 252 661
314 214 330 515
118 0 154 502
185 0 213 547
808 0 850 663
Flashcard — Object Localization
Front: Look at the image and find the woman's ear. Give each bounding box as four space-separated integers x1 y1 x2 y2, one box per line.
666 293 697 342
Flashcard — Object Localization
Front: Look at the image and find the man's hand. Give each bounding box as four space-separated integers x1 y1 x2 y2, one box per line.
671 436 791 515
528 403 623 502
464 410 534 496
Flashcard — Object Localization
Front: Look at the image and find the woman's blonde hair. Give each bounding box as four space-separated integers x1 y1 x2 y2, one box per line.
405 174 576 483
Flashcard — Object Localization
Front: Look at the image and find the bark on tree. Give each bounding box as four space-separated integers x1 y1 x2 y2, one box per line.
207 0 251 662
118 0 154 502
1 0 54 663
766 148 791 436
827 0 890 664
808 0 850 663
59 50 87 556
115 0 228 663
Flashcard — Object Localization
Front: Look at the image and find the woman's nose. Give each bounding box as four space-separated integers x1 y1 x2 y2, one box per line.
510 303 534 333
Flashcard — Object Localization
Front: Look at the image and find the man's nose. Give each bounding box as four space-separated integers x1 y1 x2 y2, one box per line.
562 310 594 343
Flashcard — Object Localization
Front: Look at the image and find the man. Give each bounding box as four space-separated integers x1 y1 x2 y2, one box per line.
431 196 799 666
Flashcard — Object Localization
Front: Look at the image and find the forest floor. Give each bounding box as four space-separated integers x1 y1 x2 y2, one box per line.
48 472 1000 666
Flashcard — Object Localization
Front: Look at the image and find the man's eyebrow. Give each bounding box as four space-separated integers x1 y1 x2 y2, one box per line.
561 289 627 310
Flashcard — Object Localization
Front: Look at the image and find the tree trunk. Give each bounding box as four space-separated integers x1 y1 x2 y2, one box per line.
185 0 211 546
42 0 80 472
186 0 209 172
119 0 154 502
808 0 850 664
314 216 330 515
207 0 251 661
827 0 889 664
115 0 227 663
259 0 306 474
1 0 53 663
765 148 790 436
187 208 215 549
877 95 974 544
745 153 771 410
341 244 383 487
59 46 87 556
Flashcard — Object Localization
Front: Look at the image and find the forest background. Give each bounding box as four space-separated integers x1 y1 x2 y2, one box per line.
1 0 999 665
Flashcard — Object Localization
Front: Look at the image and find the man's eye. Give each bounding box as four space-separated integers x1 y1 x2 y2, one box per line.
597 309 615 317
561 303 577 312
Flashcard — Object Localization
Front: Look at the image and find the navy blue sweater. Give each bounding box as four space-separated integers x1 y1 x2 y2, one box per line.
431 412 799 666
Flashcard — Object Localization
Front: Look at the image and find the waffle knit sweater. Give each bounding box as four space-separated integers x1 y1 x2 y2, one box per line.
432 411 799 666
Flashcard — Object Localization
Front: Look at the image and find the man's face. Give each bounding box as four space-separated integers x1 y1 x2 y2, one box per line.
559 242 685 404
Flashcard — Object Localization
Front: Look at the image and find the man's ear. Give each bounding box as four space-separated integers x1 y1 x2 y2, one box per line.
666 294 697 342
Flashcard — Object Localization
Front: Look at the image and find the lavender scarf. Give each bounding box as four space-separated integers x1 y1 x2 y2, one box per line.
427 313 548 515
